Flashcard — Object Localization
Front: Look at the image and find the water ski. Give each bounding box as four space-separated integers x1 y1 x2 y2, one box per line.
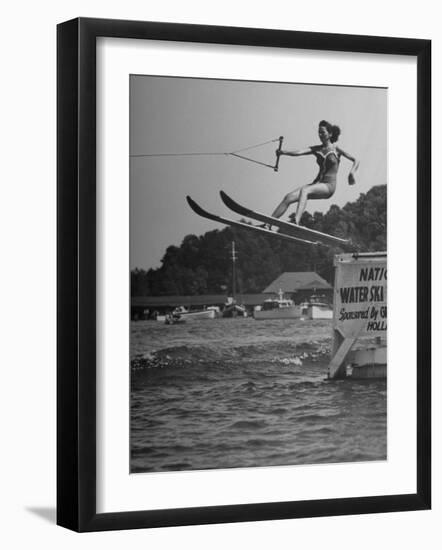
219 190 351 248
186 196 318 246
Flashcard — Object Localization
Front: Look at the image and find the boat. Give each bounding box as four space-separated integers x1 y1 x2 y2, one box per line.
300 294 333 320
164 313 186 325
253 289 301 320
221 242 249 318
171 306 217 320
156 305 219 322
222 297 248 318
206 305 222 318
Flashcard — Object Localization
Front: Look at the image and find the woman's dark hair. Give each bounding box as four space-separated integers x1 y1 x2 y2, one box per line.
319 120 341 143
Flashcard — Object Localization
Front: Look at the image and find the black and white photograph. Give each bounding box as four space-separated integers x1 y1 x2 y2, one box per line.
0 0 435 543
129 75 387 473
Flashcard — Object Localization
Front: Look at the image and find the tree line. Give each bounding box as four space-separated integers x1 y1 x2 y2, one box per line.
131 185 386 297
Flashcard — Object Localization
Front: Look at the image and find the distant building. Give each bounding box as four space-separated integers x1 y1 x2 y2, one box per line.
263 272 333 304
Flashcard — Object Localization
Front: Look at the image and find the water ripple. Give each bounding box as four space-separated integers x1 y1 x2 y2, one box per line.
130 318 386 472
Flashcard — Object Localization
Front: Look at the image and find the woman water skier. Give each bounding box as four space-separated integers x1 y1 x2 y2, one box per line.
270 120 359 226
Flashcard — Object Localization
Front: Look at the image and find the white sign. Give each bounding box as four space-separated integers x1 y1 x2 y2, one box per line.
333 254 387 338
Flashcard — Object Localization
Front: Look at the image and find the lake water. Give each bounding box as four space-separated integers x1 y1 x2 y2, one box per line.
130 318 386 473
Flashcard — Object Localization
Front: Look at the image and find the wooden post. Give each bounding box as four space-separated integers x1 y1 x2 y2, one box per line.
328 329 357 379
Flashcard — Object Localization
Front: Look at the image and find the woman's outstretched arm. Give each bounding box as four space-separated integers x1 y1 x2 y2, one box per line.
278 146 314 157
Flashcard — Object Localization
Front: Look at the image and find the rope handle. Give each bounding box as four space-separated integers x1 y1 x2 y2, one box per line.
274 136 284 172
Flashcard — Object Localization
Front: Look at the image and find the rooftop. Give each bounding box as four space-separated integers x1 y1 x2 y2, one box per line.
263 272 332 294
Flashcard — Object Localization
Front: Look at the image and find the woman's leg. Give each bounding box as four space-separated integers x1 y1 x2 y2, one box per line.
271 188 302 219
294 183 333 224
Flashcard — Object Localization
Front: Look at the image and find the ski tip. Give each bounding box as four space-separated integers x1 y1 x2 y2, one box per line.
219 189 235 207
186 195 212 219
186 195 199 211
219 189 228 202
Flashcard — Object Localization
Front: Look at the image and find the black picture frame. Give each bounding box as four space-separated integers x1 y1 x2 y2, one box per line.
57 17 431 532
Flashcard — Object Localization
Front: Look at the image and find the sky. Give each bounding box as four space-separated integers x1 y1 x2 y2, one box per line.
130 75 387 270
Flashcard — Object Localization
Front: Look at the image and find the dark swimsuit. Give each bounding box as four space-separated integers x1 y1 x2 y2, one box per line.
311 148 340 195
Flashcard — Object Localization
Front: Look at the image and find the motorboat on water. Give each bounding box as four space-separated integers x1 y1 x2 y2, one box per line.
222 297 248 318
157 306 218 322
253 289 301 320
300 294 333 320
164 312 186 325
